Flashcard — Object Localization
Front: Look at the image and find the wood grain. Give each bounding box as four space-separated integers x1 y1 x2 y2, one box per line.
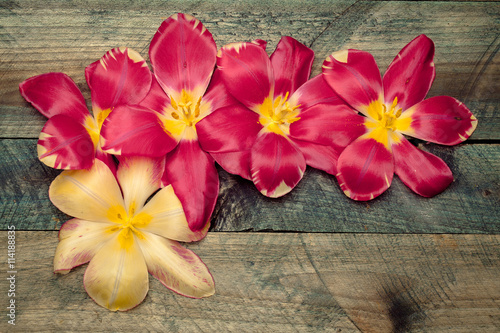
1 1 498 140
0 232 498 332
2 139 498 233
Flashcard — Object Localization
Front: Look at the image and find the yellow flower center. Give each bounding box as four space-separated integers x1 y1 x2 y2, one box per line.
106 203 152 250
365 97 412 148
159 89 210 141
258 92 301 136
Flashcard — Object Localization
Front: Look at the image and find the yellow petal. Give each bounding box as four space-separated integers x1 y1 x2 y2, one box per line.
83 231 149 311
49 160 124 222
139 185 208 242
54 218 113 273
138 232 214 298
116 156 164 215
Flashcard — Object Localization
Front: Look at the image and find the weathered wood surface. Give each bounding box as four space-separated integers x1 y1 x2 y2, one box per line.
1 0 499 331
0 232 499 332
2 139 499 232
1 1 499 140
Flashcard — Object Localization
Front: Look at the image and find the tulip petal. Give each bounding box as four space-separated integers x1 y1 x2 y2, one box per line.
139 76 171 113
150 13 216 99
202 68 240 113
383 35 435 110
270 36 314 97
251 132 306 198
163 140 219 231
210 151 252 180
322 49 383 115
37 114 95 169
54 219 111 273
19 72 89 122
291 138 339 175
399 96 478 145
139 185 208 242
337 136 394 201
139 232 214 298
49 159 125 222
392 136 453 197
290 103 366 151
84 232 149 311
100 105 177 157
288 74 344 111
197 104 261 153
116 156 164 213
85 60 99 90
95 148 117 177
217 41 274 109
90 47 151 116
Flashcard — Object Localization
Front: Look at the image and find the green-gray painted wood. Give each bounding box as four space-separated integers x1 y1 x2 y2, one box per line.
2 139 498 233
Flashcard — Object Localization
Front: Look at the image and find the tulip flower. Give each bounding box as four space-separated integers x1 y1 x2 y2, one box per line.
196 36 364 197
19 47 151 171
51 157 214 311
322 35 478 200
100 13 236 231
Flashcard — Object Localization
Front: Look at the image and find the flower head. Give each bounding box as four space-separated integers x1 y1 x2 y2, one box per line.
322 35 478 200
197 37 364 197
51 157 213 311
100 14 234 231
19 48 151 171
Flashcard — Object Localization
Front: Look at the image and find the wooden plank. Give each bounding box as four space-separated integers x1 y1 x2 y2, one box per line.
0 232 498 332
1 139 499 233
0 1 498 140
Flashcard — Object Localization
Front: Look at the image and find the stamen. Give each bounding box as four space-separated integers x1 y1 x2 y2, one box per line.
170 96 178 110
391 96 399 110
395 108 403 118
171 112 179 119
273 96 282 109
194 97 202 118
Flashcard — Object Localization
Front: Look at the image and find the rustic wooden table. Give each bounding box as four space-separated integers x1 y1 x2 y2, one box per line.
1 0 499 332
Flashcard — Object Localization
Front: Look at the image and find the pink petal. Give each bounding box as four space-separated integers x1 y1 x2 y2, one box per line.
270 36 314 97
210 151 252 180
85 60 99 90
289 74 344 111
90 47 151 112
217 41 274 109
383 35 436 110
291 138 339 175
163 140 219 231
399 96 478 145
149 13 216 98
250 132 306 197
37 114 95 169
392 136 453 197
202 68 240 113
100 105 177 157
138 76 170 112
197 104 261 153
290 103 366 151
253 39 268 50
336 136 394 201
322 49 383 113
19 72 88 122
